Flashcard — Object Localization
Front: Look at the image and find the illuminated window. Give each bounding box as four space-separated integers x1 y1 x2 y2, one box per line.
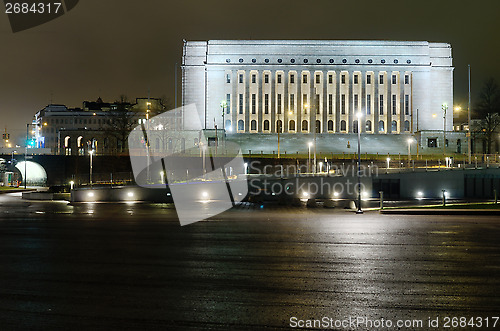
277 94 282 114
392 95 397 115
315 95 320 114
341 94 346 115
391 120 397 132
328 94 333 115
265 94 269 114
340 120 346 131
276 120 283 133
404 120 410 132
302 120 308 131
251 94 256 114
239 94 243 114
366 120 372 131
263 120 270 131
378 120 385 132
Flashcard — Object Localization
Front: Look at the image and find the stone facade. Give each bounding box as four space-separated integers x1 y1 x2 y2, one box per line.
182 40 454 139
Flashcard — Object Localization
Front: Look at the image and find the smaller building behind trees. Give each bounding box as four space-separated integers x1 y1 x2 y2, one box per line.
33 97 169 155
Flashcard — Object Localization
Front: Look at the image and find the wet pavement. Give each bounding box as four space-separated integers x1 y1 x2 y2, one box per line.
0 192 500 330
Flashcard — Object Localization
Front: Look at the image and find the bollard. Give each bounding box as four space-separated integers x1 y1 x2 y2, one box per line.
442 190 446 207
379 191 384 210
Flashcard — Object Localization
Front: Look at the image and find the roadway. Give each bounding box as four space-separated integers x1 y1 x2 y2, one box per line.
0 192 499 330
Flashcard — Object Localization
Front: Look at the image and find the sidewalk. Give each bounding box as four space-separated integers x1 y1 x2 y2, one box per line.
380 208 500 215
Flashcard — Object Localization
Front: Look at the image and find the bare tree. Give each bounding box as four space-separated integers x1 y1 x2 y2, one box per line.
103 97 170 154
474 78 500 154
117 94 129 104
160 95 173 111
104 102 137 154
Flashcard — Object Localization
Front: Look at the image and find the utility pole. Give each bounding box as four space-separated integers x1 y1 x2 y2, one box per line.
24 123 28 189
468 64 472 164
442 103 448 159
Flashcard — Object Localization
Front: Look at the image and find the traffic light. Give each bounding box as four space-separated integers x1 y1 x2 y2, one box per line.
2 133 9 140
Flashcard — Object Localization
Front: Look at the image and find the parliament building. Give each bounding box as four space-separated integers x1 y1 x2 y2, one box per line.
182 40 464 154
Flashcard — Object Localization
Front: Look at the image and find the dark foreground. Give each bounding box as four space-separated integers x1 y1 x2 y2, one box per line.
1 192 499 330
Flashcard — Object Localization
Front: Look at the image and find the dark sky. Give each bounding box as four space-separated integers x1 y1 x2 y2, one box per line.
1 0 500 144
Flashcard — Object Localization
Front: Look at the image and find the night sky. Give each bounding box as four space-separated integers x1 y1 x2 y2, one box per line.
1 0 499 144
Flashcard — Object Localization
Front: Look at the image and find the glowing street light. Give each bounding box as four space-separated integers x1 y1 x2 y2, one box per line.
386 157 391 170
89 150 94 187
69 181 74 190
442 103 448 158
407 138 413 166
308 142 313 173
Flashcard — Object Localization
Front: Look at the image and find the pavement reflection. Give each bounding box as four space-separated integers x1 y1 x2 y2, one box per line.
0 192 499 329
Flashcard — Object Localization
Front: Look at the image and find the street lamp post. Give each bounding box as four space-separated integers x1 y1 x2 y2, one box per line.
442 103 448 159
89 150 94 187
220 100 227 132
25 123 28 189
277 120 281 159
308 142 313 173
468 64 472 164
356 112 363 214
